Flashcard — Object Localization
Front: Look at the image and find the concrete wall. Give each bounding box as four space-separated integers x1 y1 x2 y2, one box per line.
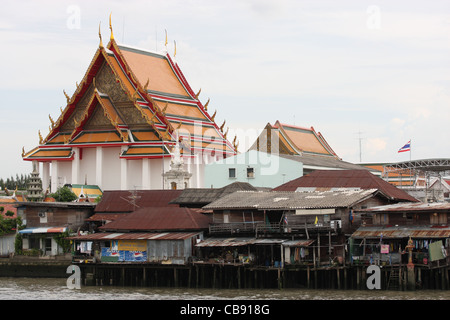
205 150 303 188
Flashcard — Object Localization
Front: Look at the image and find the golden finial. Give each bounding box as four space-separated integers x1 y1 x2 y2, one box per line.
195 88 201 99
49 114 55 128
144 78 150 92
233 136 237 145
38 130 43 144
204 98 210 111
22 147 25 157
98 22 104 48
234 140 239 151
165 29 168 48
177 121 182 129
109 12 114 41
174 40 177 57
76 81 79 88
220 120 226 132
63 90 70 103
60 106 63 113
224 127 229 139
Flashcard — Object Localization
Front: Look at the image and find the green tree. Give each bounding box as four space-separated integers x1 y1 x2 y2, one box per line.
50 186 78 202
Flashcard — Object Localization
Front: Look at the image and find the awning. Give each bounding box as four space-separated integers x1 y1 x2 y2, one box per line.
282 239 315 247
195 238 292 247
195 238 255 247
19 227 67 234
351 225 450 239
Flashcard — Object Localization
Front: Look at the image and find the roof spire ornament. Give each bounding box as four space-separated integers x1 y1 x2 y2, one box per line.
38 130 43 144
220 120 226 132
195 88 201 99
109 12 114 41
204 98 210 111
211 110 217 121
63 90 70 103
49 114 55 128
164 29 168 52
98 22 104 48
174 40 177 57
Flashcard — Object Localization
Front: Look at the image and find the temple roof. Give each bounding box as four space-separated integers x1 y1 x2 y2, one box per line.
249 121 339 159
23 23 236 162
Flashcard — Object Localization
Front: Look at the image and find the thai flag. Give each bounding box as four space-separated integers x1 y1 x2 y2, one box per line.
398 140 411 153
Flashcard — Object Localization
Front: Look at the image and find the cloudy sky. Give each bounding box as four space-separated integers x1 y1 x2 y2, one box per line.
1 0 449 179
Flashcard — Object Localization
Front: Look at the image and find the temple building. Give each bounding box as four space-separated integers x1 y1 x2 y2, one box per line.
22 17 236 192
249 120 371 174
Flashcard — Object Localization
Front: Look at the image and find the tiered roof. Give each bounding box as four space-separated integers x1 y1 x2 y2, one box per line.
250 121 339 159
23 19 236 162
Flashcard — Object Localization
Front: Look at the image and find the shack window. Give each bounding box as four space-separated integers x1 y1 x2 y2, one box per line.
229 168 236 178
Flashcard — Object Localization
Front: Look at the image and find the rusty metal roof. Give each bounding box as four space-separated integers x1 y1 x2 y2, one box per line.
273 169 418 202
68 232 201 241
352 225 450 239
195 237 256 247
195 237 315 247
95 190 183 213
99 207 212 232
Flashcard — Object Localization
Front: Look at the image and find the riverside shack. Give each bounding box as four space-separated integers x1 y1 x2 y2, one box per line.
199 188 395 267
69 206 210 264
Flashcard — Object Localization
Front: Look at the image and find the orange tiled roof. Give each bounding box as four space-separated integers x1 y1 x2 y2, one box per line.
23 28 236 161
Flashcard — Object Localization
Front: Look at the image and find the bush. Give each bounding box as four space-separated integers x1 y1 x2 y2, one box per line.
50 186 78 202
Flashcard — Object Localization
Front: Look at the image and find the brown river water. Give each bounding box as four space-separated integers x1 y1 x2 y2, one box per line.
0 277 448 300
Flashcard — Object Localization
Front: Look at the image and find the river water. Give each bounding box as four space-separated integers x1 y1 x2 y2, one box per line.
0 277 448 300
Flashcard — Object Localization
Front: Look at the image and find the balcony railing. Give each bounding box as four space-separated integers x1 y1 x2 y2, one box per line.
209 221 341 235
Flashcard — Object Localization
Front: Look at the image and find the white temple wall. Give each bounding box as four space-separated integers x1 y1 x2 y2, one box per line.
127 159 143 190
58 161 71 187
79 147 96 186
102 147 121 190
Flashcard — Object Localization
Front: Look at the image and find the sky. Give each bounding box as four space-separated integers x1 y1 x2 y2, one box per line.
0 0 449 179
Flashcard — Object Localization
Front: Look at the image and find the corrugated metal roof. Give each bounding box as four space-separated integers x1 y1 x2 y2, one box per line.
195 237 314 247
203 189 379 211
95 190 183 213
352 225 450 239
68 232 200 241
195 237 255 247
170 182 258 205
273 169 418 202
358 201 450 212
282 239 315 247
99 207 212 232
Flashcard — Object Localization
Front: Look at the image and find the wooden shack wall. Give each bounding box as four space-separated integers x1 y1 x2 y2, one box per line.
20 206 93 231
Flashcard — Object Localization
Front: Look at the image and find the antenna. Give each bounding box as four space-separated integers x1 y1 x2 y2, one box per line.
356 131 365 163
